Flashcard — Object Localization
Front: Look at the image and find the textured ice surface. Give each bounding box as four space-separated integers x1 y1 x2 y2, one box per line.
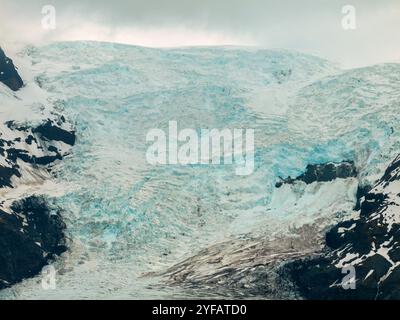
2 42 400 299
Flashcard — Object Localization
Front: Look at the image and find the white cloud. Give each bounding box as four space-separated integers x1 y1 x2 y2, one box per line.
1 0 399 67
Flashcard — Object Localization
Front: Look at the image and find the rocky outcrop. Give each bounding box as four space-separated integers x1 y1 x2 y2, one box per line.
0 116 75 289
275 161 358 188
157 160 361 298
2 117 75 187
0 47 23 91
281 154 400 299
0 49 75 289
0 197 66 289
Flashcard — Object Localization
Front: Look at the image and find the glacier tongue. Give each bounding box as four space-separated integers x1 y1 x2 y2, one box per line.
2 41 400 299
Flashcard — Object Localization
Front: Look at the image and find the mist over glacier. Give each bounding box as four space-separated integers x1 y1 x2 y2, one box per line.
2 41 400 299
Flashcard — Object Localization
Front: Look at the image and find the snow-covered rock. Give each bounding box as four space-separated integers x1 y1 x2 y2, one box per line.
0 48 75 289
283 154 400 299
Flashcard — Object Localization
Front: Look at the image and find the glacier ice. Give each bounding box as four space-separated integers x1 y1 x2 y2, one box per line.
1 41 400 299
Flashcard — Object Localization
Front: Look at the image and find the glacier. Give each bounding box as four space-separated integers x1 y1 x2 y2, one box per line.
1 41 400 299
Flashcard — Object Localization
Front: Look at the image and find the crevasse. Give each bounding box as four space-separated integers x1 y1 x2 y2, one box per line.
3 41 400 299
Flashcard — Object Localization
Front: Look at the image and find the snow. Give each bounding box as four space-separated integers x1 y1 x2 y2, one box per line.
1 41 400 299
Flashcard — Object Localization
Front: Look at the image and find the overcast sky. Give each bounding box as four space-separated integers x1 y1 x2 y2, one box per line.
1 0 399 67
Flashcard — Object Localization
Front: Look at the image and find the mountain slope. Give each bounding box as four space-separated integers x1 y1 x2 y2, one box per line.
283 153 400 299
0 47 75 289
1 42 399 299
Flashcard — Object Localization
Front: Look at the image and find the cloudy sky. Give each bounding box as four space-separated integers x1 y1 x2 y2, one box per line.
1 0 399 67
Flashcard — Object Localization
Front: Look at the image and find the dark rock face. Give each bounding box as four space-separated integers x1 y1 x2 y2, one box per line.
0 166 21 188
0 47 23 91
281 154 400 300
0 116 75 289
0 49 75 288
0 197 66 289
33 120 76 146
276 161 358 188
